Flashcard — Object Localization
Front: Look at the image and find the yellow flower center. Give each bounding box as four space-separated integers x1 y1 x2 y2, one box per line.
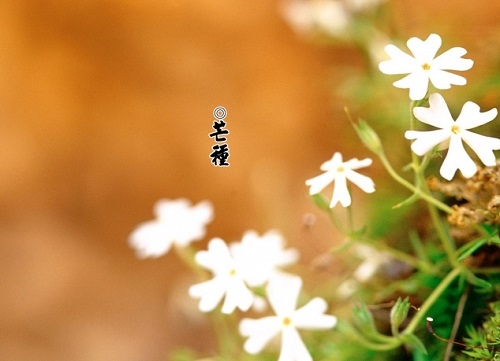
451 125 460 134
282 316 292 326
336 166 345 173
229 269 236 276
421 63 431 71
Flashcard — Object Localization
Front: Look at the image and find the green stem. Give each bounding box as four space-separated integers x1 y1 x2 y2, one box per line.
360 238 438 274
378 151 452 214
444 285 469 361
174 245 208 278
403 267 462 335
427 202 459 267
338 319 401 351
330 211 349 235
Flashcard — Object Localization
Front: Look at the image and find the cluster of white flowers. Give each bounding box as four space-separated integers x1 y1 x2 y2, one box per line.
128 33 500 361
189 230 299 314
306 33 500 209
129 200 337 361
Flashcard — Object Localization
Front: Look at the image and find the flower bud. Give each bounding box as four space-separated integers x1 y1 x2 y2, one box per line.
390 297 410 336
353 119 383 154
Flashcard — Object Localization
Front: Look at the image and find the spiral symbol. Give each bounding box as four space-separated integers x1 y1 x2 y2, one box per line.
213 106 227 120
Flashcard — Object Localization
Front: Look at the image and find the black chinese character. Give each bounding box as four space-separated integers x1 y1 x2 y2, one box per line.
209 120 229 142
210 144 230 166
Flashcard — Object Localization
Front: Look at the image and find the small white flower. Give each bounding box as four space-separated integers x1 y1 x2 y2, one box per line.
379 33 473 100
232 230 299 287
405 93 500 180
306 152 375 208
189 231 299 314
128 199 213 258
189 238 255 314
239 277 337 361
281 0 351 38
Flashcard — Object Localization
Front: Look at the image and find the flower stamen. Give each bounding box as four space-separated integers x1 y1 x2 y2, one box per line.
421 62 431 71
282 316 292 326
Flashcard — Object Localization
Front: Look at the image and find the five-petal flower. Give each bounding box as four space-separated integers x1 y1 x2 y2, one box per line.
379 33 473 100
231 230 299 287
405 93 500 180
306 152 375 208
189 231 299 314
189 238 255 314
239 276 337 361
128 198 213 258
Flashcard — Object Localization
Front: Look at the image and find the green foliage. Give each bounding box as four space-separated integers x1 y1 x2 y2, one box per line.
458 301 500 360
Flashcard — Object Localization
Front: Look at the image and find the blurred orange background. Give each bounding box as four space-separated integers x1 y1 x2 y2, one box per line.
1 1 500 360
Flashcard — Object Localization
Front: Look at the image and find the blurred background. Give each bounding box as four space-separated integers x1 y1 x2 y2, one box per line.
1 1 500 360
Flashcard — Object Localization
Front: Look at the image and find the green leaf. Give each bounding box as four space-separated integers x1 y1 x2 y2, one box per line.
465 271 493 293
457 237 489 261
310 193 332 212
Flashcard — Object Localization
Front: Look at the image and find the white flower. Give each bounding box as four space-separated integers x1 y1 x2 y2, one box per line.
405 93 500 180
239 277 337 361
189 238 255 314
128 199 213 258
189 231 299 314
379 33 473 100
305 152 375 208
231 230 299 286
281 0 351 38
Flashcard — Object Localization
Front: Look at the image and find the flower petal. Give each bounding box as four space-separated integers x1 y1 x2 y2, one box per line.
393 71 429 100
195 238 232 273
343 157 373 170
461 131 500 166
279 328 312 361
440 135 477 180
320 152 342 171
407 33 441 62
293 298 337 329
344 169 375 194
379 45 418 74
128 221 172 258
413 93 454 128
405 129 450 156
154 198 190 219
240 317 281 354
432 47 473 71
331 173 351 207
189 278 227 313
221 276 254 314
455 102 498 129
428 69 466 89
267 276 302 316
305 171 336 195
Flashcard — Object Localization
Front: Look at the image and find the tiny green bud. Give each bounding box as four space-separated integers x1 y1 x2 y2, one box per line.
353 119 383 154
390 297 410 336
352 303 377 332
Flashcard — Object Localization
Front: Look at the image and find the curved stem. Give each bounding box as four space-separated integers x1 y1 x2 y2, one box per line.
403 267 462 335
378 151 452 214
